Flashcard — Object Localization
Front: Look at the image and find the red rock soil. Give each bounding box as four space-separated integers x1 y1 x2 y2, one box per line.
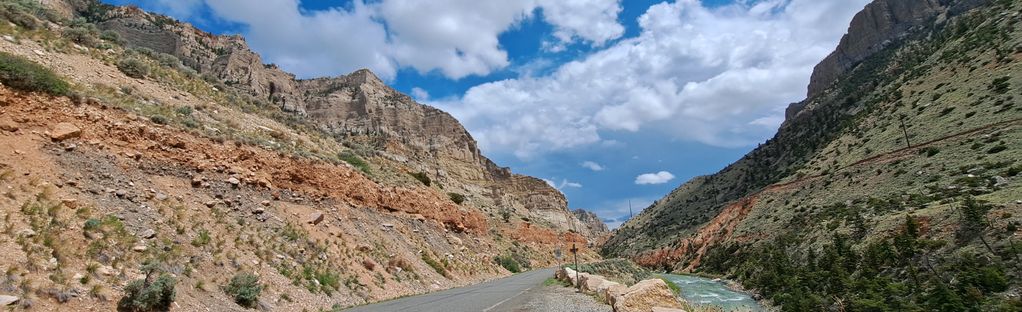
0 86 590 311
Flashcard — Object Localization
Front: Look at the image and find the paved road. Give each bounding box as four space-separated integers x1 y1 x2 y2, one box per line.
344 268 556 312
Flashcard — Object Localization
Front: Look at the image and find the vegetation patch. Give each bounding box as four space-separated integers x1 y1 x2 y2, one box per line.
0 52 70 96
224 273 262 309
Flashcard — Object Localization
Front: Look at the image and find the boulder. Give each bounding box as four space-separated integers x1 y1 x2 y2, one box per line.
307 212 324 225
0 118 17 132
139 229 156 239
581 274 608 294
601 282 628 305
50 122 82 141
0 295 18 306
611 279 685 312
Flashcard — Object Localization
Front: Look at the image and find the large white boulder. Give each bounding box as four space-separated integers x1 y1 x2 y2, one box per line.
611 279 686 312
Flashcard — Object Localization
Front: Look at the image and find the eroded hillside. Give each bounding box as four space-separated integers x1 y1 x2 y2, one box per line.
0 0 605 310
606 0 1022 310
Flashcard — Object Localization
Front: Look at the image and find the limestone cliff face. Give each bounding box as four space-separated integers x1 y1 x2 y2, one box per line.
808 0 944 98
70 0 603 239
573 209 610 237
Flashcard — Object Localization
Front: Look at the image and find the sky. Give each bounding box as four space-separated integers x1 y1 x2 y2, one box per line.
103 0 871 229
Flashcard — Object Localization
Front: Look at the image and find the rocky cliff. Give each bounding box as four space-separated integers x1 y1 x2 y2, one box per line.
805 0 990 98
607 0 1021 309
61 0 602 242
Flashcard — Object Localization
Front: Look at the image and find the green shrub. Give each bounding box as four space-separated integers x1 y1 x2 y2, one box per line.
117 274 176 312
338 151 370 174
0 2 41 29
149 115 168 125
190 229 210 247
987 145 1007 154
411 171 431 186
224 273 262 309
447 192 466 205
100 30 123 43
63 27 100 48
494 255 521 273
659 277 681 295
0 52 70 96
155 53 181 68
422 254 449 277
117 58 150 79
919 146 940 157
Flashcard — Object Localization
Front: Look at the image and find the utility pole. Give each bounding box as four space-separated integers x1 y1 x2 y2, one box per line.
629 200 633 220
900 115 912 149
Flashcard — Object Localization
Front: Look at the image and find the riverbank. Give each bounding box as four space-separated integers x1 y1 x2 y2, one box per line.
661 274 768 311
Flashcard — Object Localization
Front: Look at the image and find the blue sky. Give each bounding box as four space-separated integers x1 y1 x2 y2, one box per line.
103 0 870 228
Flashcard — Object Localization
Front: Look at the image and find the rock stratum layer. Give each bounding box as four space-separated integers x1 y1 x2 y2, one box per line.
0 0 607 310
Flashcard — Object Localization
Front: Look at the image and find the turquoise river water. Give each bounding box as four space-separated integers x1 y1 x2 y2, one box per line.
661 274 765 312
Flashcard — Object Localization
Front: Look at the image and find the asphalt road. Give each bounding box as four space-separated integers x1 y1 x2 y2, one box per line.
344 268 556 312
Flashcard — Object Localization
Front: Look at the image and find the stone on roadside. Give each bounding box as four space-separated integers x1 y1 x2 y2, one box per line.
50 123 82 141
132 245 147 252
227 177 240 187
611 279 686 312
252 206 265 214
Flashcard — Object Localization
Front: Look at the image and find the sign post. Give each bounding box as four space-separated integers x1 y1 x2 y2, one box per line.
570 243 579 291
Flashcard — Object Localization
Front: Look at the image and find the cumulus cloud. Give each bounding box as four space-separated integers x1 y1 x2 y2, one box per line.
435 0 869 158
188 0 624 79
580 161 605 171
543 178 583 190
410 87 430 101
635 171 675 185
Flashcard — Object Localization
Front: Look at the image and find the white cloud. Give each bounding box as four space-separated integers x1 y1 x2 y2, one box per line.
410 87 430 101
580 161 605 171
205 0 394 78
543 178 583 190
635 171 675 185
436 0 869 158
137 0 203 18
187 0 624 80
537 0 624 46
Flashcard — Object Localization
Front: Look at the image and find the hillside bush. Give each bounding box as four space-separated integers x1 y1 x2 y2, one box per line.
224 273 262 309
411 171 431 186
447 192 465 204
338 151 370 174
117 274 176 312
494 255 521 273
117 58 150 79
0 52 70 96
422 254 449 277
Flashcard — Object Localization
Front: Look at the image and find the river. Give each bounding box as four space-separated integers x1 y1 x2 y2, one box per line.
660 274 765 312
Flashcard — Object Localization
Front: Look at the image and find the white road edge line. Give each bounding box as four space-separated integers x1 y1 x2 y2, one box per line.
482 287 532 312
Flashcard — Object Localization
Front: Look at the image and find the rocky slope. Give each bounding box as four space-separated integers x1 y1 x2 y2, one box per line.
0 0 606 310
71 1 605 242
606 0 1022 310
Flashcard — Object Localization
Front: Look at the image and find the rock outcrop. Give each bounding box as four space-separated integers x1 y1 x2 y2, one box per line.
63 0 605 238
806 0 990 100
611 279 686 312
807 0 944 98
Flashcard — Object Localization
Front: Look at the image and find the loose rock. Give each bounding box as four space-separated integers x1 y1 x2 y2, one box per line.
307 212 324 225
50 122 82 141
0 295 18 306
139 229 156 239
